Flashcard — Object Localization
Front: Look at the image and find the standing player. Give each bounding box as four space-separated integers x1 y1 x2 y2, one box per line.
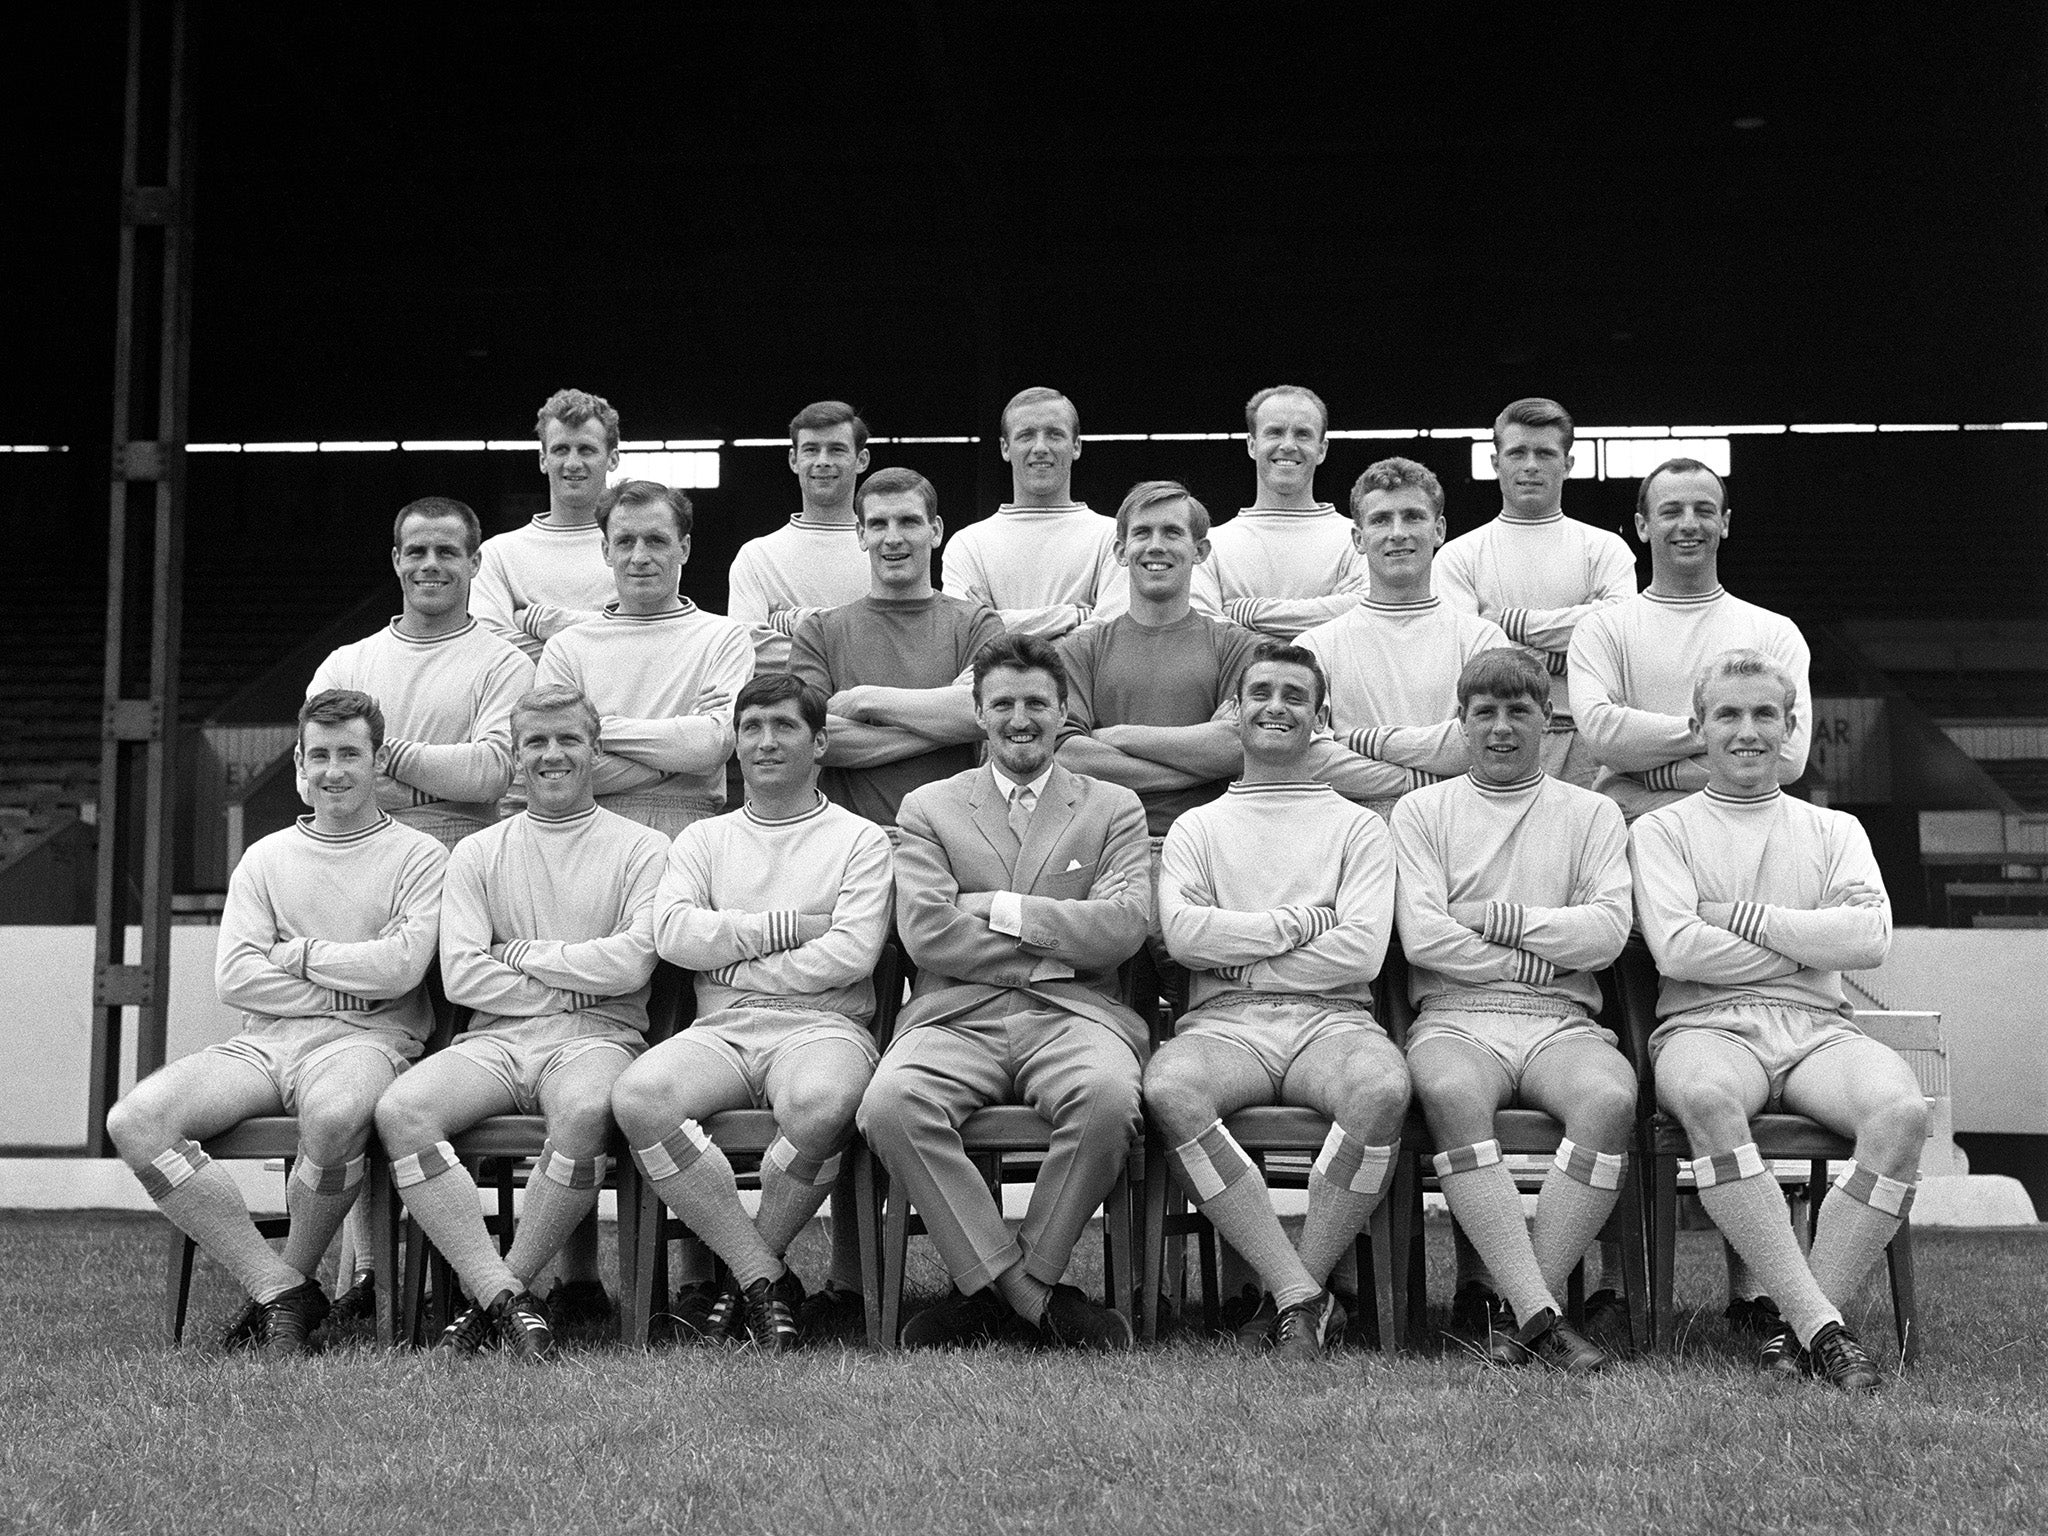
727 401 875 670
1194 384 1366 637
790 467 1003 831
107 689 445 1354
472 388 623 660
1569 457 1811 822
1633 650 1924 1392
377 685 669 1359
857 634 1151 1349
612 674 893 1351
1298 458 1510 813
310 497 533 849
536 480 754 837
1143 644 1410 1359
1391 648 1635 1372
940 387 1126 639
1435 399 1637 784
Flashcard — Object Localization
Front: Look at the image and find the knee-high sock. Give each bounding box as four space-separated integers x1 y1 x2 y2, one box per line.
755 1135 844 1263
1296 1125 1396 1287
1692 1144 1839 1346
1807 1161 1915 1309
391 1141 518 1306
826 1165 865 1294
1532 1139 1627 1301
1171 1121 1317 1310
142 1140 305 1304
503 1141 607 1289
1452 1218 1502 1294
1435 1140 1555 1327
637 1123 781 1291
281 1153 366 1281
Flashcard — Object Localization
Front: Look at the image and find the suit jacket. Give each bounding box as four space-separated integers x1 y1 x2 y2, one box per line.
892 760 1152 1055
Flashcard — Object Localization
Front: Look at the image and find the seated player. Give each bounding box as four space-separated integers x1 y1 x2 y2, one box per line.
942 386 1125 639
1194 384 1365 637
1570 457 1810 822
727 400 877 671
1633 650 1926 1393
790 466 1003 832
106 689 446 1354
857 634 1151 1349
473 388 625 660
536 479 754 836
376 685 670 1358
1143 643 1409 1359
1391 647 1635 1372
612 674 892 1352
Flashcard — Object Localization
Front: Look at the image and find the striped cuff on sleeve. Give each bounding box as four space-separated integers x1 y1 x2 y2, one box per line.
499 939 532 973
1727 901 1771 947
1224 598 1262 627
1498 608 1529 643
764 911 806 951
1544 650 1568 676
1346 726 1388 759
1512 951 1556 987
1281 904 1341 944
1480 902 1524 948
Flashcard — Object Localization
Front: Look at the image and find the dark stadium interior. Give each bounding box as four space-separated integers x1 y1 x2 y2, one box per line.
0 4 2042 929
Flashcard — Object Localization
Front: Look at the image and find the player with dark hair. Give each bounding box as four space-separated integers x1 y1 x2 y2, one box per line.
473 387 624 659
1435 398 1637 785
1391 646 1635 1371
942 387 1126 638
107 689 446 1355
1143 643 1409 1358
535 480 753 837
376 685 669 1359
310 496 533 849
1632 649 1924 1393
612 673 894 1350
1569 458 1810 822
857 632 1151 1349
729 400 876 670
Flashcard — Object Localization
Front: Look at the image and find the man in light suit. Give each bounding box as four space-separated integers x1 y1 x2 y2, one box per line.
857 632 1152 1349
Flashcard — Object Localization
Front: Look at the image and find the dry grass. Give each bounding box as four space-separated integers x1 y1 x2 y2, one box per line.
0 1211 2041 1535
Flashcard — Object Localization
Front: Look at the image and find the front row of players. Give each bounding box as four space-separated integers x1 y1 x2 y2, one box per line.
108 638 1925 1391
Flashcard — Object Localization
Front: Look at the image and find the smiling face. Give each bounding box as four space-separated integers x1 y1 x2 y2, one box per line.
1116 496 1208 604
789 422 869 513
1459 688 1550 784
736 696 826 801
539 415 618 515
392 512 479 624
296 717 383 827
605 499 688 613
1493 422 1573 518
515 705 598 817
1247 392 1328 501
1635 467 1730 586
999 397 1080 503
1695 671 1792 796
858 490 941 595
1352 484 1445 588
977 664 1064 782
1236 659 1322 768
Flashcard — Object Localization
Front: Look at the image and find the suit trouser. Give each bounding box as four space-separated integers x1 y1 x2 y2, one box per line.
858 1002 1142 1293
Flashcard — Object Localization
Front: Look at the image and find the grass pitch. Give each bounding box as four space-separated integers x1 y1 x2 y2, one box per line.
0 1212 2040 1535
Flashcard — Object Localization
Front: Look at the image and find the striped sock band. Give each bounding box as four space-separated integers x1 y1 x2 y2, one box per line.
137 1139 207 1200
390 1139 461 1189
1689 1142 1767 1189
1833 1159 1917 1218
290 1152 366 1195
1316 1124 1395 1195
765 1136 841 1187
1433 1138 1502 1180
1553 1138 1627 1192
634 1120 712 1183
537 1141 608 1190
1171 1120 1255 1201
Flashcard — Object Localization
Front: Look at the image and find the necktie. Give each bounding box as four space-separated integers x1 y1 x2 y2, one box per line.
1008 786 1036 845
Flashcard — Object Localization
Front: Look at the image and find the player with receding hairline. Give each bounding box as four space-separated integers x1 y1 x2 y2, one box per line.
941 387 1126 639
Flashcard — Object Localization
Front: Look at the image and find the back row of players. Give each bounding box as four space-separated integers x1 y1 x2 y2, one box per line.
106 386 1924 1393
